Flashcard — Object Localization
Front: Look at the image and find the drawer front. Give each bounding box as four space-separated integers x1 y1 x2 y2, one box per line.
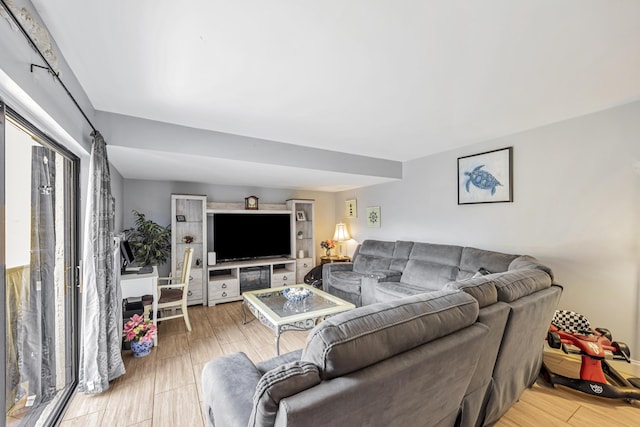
186 269 204 305
272 271 294 283
296 258 314 283
209 279 240 300
271 277 295 288
187 284 203 304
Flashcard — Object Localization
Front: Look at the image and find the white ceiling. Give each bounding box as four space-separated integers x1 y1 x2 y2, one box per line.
29 0 640 191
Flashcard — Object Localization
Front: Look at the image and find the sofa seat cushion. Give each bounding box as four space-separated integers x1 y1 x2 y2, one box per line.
375 282 431 303
301 290 479 380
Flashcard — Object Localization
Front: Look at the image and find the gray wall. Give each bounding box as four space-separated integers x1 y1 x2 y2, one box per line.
120 179 338 275
336 100 640 360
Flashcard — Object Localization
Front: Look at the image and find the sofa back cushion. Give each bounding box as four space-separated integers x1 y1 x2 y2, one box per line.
457 247 519 280
444 276 498 308
509 255 555 281
352 240 396 273
399 243 463 289
493 269 552 302
389 240 414 271
301 290 479 380
248 361 320 427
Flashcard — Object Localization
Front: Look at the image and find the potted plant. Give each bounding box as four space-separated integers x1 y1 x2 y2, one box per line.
123 314 157 357
124 210 171 268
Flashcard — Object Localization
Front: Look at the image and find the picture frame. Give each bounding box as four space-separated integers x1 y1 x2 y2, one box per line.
366 206 381 227
296 211 306 221
345 199 357 218
458 147 513 205
175 215 186 222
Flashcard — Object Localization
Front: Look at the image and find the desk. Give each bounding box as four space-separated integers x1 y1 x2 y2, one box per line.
120 266 158 346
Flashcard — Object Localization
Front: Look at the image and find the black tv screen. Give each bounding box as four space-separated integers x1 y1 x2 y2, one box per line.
213 213 291 262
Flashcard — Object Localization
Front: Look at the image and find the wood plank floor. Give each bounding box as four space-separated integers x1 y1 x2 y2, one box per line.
60 302 640 427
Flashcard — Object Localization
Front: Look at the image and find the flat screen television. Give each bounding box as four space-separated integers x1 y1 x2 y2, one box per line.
212 213 291 262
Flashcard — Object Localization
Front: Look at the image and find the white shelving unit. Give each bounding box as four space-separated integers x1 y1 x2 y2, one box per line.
204 200 314 306
287 199 316 283
171 194 207 306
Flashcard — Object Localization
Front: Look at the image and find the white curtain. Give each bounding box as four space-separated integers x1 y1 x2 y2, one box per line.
78 131 125 393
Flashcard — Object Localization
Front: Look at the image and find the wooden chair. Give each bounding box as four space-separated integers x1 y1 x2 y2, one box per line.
145 247 194 332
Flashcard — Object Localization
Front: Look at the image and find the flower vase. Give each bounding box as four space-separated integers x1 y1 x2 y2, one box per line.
325 249 332 257
130 339 153 357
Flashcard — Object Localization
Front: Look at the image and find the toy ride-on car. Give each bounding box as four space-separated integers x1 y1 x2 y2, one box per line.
541 310 640 402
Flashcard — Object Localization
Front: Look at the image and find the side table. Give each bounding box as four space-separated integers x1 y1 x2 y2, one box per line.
320 256 351 265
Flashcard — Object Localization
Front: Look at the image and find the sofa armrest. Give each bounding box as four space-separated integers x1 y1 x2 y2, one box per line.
361 271 402 305
369 270 402 281
322 262 355 292
323 262 354 273
202 352 262 427
255 349 303 375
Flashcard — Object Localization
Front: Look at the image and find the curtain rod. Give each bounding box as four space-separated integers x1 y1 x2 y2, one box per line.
1 0 98 133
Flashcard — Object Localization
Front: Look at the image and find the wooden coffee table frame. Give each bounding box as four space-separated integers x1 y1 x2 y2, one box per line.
242 284 355 355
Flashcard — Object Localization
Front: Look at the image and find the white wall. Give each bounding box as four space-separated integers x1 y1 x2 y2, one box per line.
336 101 640 358
120 179 338 275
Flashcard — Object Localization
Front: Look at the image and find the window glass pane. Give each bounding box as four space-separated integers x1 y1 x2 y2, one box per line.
4 113 78 426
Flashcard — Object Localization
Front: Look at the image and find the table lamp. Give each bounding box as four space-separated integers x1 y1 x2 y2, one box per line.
333 223 351 258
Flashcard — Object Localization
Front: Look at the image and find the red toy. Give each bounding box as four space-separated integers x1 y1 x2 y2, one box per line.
541 310 640 402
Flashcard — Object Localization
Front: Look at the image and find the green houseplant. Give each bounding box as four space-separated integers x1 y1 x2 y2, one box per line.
124 210 171 267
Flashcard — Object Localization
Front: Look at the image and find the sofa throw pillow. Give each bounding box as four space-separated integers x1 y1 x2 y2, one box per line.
248 361 320 427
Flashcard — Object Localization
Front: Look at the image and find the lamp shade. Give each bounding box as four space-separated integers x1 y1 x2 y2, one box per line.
333 223 351 242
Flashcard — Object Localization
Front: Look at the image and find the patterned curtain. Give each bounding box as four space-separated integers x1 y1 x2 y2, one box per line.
17 146 58 404
78 131 125 393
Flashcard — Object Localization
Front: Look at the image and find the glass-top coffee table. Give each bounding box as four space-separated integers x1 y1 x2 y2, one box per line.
242 284 355 355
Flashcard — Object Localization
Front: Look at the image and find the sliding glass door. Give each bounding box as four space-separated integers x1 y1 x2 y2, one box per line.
2 100 80 426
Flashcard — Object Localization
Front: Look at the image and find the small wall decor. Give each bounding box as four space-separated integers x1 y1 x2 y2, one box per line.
183 235 194 244
366 206 381 227
296 211 306 221
458 147 513 205
345 199 357 218
245 195 259 210
175 215 186 222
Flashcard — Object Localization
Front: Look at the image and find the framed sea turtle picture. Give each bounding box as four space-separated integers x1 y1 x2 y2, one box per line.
458 147 513 204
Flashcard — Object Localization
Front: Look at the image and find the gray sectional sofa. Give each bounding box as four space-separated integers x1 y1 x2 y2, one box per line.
202 240 562 427
323 240 553 307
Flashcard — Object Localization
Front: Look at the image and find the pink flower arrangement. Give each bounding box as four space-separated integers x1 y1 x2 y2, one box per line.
320 240 336 250
123 314 157 343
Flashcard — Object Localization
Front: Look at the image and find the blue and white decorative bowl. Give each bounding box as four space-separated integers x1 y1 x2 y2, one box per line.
283 287 312 302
